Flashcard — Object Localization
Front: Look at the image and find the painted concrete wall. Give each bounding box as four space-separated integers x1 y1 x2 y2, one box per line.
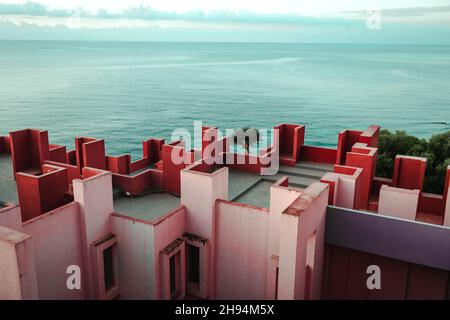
0 204 23 232
378 185 419 221
323 245 449 300
0 225 39 300
0 226 24 299
111 214 156 299
23 202 85 299
73 169 113 299
265 178 303 299
215 200 269 300
278 182 329 300
321 166 362 210
181 165 228 298
444 186 450 227
152 206 187 300
393 155 427 191
111 206 186 300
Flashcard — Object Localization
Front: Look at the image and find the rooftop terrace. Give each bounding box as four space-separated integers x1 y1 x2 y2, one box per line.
0 149 334 219
113 192 180 222
228 161 333 209
0 154 18 203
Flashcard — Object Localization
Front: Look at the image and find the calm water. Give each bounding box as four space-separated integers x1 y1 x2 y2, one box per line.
0 41 449 158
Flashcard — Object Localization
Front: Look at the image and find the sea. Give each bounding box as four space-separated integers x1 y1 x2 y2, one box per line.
0 41 449 158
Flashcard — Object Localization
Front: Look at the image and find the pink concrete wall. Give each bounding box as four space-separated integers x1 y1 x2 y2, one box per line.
23 202 85 299
0 225 39 300
181 164 228 298
278 182 329 300
215 200 269 299
266 178 303 299
321 166 362 210
0 226 26 299
111 206 186 300
0 204 23 232
73 169 113 299
111 214 156 299
153 206 187 300
445 187 450 227
378 185 419 221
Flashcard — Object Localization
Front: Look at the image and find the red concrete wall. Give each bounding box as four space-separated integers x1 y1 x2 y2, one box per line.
129 157 150 173
345 145 378 210
359 125 380 148
300 145 337 164
75 137 106 174
106 155 130 174
0 136 11 154
202 126 218 159
83 140 106 170
112 169 164 195
16 165 69 221
418 193 445 217
336 130 362 165
322 244 449 300
143 138 164 164
66 150 76 165
273 124 305 166
162 141 187 195
49 145 67 164
10 129 50 177
393 156 426 191
225 151 273 174
44 160 81 185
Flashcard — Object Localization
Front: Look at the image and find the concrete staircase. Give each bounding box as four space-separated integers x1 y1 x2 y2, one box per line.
263 161 334 188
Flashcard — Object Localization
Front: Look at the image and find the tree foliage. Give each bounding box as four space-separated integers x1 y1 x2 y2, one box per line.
376 129 450 194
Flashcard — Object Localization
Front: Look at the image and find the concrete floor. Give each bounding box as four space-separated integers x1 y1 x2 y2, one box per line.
228 169 261 200
0 154 18 203
227 161 332 209
232 180 273 209
113 192 181 222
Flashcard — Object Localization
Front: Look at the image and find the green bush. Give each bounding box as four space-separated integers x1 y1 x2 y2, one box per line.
376 129 450 194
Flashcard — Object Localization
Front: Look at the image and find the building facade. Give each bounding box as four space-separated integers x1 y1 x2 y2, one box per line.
0 123 449 300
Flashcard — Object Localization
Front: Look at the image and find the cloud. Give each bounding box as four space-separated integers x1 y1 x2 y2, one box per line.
0 1 359 26
344 5 450 18
1 1 449 43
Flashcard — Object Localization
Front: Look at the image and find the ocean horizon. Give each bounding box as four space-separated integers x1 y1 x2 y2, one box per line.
1 40 449 158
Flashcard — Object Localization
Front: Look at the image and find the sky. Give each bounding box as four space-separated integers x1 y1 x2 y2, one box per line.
0 0 449 43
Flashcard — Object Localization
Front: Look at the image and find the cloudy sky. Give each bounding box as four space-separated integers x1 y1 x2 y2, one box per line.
0 0 449 43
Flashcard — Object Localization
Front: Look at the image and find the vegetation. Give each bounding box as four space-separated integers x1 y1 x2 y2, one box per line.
232 127 261 154
377 129 450 194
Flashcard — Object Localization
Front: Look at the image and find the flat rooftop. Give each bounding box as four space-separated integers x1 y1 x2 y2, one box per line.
228 161 333 209
0 154 18 203
113 192 181 222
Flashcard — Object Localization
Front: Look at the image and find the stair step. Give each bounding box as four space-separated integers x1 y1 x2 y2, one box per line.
295 161 334 172
263 174 317 189
278 166 326 179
